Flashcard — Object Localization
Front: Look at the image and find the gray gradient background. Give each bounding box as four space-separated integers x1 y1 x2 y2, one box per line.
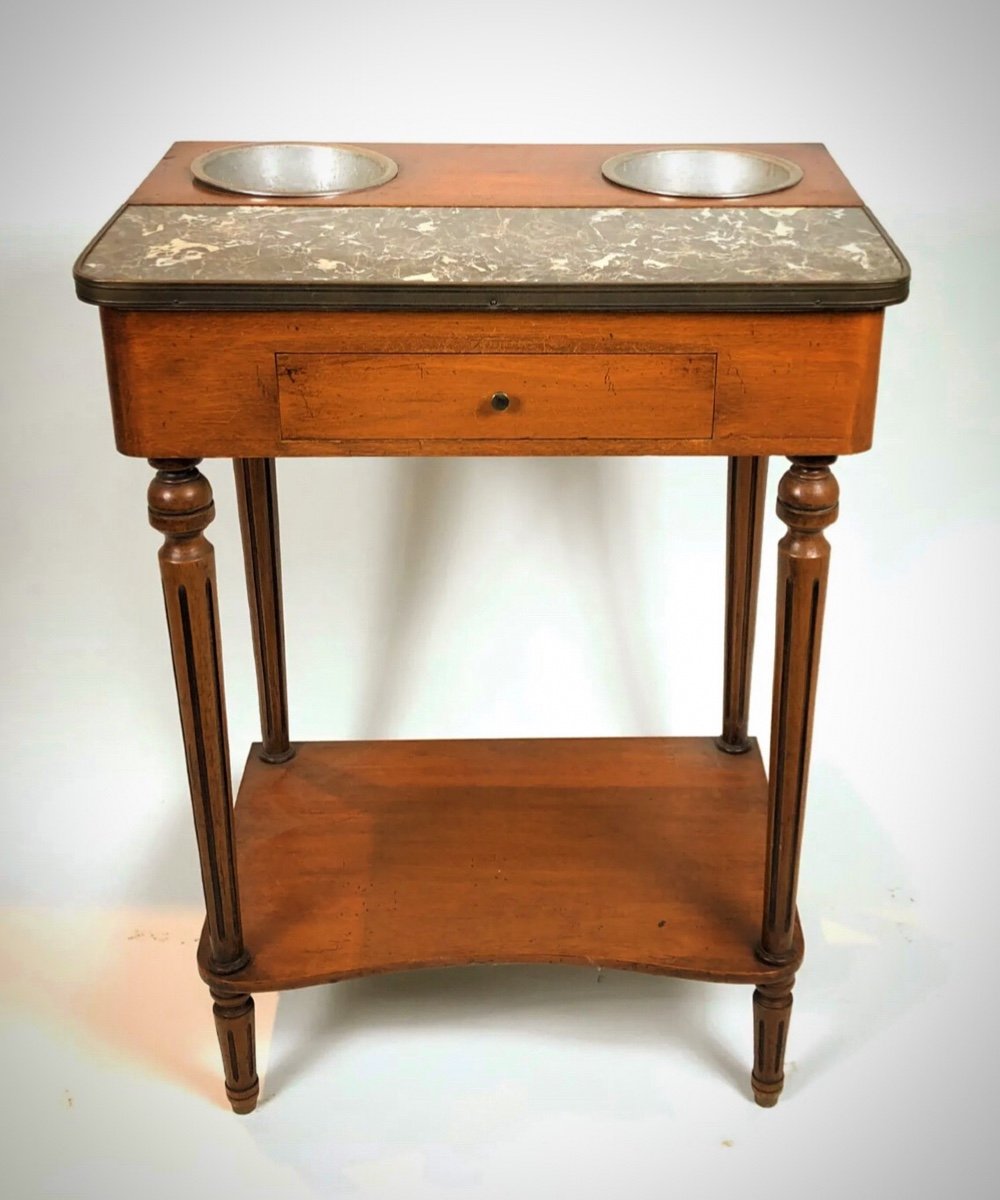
1 1 998 1196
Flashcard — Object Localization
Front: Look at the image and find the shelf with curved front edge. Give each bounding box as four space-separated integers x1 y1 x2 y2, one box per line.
198 737 803 994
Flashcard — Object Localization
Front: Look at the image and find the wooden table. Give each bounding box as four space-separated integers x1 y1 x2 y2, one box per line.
75 142 909 1113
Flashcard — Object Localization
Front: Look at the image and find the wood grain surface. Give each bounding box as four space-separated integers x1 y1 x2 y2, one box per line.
148 459 248 975
277 351 717 441
760 458 839 965
199 737 804 993
101 308 883 458
128 142 862 209
233 458 293 765
718 456 769 752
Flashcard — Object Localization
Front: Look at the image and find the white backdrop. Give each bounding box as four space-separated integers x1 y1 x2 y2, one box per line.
1 1 998 1197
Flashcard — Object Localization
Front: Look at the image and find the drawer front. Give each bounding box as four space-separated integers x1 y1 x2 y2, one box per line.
277 352 716 441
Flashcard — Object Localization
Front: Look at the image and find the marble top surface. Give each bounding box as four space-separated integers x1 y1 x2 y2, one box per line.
78 204 905 290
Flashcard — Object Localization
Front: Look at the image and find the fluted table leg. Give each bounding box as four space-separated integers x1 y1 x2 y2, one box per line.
753 455 839 1107
211 988 259 1114
148 458 257 1114
717 456 768 753
234 458 293 764
752 975 795 1107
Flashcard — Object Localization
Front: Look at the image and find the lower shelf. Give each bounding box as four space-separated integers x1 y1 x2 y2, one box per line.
199 737 802 992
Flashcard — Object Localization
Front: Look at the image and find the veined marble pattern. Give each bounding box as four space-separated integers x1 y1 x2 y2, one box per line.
78 205 905 287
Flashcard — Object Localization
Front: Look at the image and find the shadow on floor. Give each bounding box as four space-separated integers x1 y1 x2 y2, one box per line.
263 963 749 1104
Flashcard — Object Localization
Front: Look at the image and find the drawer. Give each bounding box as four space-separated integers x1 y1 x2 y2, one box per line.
276 352 717 441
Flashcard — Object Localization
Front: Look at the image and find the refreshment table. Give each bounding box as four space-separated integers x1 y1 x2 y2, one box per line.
75 142 908 1112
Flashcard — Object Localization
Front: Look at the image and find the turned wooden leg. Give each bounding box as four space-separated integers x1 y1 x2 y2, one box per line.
760 456 838 962
234 458 293 764
148 458 248 976
211 989 259 1114
752 976 794 1107
717 456 768 753
752 456 838 1105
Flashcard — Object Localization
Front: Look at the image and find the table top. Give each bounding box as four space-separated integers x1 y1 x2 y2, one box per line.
74 143 909 312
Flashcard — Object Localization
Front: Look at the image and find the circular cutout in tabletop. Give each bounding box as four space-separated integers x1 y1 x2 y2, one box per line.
601 149 803 198
190 143 398 198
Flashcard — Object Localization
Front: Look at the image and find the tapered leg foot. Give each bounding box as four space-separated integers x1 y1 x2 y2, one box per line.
751 977 794 1107
211 989 259 1114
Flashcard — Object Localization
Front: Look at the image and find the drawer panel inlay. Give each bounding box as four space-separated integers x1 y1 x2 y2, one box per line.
277 352 717 442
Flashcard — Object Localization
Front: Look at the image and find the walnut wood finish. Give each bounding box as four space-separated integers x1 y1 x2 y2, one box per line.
148 459 248 975
759 457 839 966
233 459 292 764
718 457 769 752
277 351 717 442
129 142 862 209
210 988 259 1114
752 976 795 1107
101 309 883 459
200 737 802 995
82 136 902 1115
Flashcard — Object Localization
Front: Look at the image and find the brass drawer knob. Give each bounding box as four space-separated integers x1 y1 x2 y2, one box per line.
490 391 511 412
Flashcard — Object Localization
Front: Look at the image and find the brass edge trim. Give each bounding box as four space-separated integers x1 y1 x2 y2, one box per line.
75 277 910 312
73 202 909 313
862 204 912 296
